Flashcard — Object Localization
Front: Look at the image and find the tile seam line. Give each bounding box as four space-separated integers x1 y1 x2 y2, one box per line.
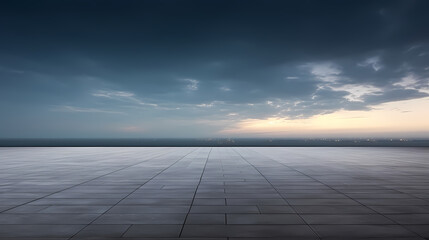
0 147 177 214
246 147 426 239
120 224 133 238
179 147 212 237
232 147 322 240
67 147 200 239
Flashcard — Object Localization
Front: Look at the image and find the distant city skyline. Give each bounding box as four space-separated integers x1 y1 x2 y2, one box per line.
1 0 429 138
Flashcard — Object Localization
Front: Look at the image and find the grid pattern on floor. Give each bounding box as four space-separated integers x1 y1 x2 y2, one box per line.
0 147 429 239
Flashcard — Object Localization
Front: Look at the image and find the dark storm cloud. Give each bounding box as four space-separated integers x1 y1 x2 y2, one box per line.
1 0 429 137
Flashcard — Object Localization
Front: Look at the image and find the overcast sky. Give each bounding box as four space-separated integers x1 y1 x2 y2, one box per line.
1 0 429 138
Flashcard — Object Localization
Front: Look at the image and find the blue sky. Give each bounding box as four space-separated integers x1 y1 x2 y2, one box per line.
1 0 429 138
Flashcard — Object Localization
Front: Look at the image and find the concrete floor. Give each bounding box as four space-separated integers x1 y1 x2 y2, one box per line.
0 147 429 239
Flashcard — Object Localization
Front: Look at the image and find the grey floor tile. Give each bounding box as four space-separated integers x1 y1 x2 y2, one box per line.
357 198 429 206
368 205 429 214
227 198 288 205
107 205 189 213
294 205 375 214
0 213 100 224
39 205 111 213
406 225 429 238
118 198 192 205
193 198 226 205
257 205 296 213
312 225 419 238
227 225 317 237
387 214 429 224
74 224 130 237
0 225 85 238
282 193 348 199
0 199 35 205
28 198 121 205
123 224 182 237
186 213 226 224
181 224 318 238
302 214 394 224
227 214 304 224
287 198 360 205
190 205 260 213
4 205 49 213
180 225 227 237
228 238 317 240
93 213 186 224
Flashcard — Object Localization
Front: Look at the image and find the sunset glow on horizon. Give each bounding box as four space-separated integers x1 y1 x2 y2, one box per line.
220 97 429 138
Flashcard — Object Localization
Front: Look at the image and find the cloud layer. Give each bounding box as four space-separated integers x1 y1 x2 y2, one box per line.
1 0 429 137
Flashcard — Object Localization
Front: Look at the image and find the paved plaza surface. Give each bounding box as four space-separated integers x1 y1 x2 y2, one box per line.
0 147 429 239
